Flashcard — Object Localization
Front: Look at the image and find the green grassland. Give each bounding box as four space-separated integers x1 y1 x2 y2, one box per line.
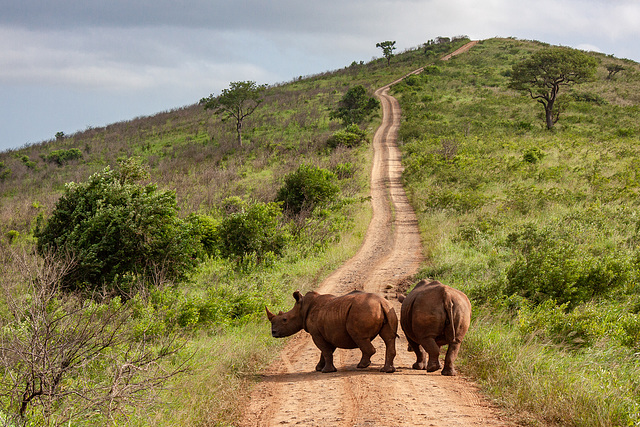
1 35 639 425
392 37 640 426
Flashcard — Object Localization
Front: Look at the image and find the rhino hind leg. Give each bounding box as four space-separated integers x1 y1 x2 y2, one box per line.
315 354 325 372
441 342 461 376
421 337 442 372
379 323 397 373
352 338 376 369
407 337 427 370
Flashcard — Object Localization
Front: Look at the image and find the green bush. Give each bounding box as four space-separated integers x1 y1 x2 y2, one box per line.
43 148 83 165
215 200 289 265
0 161 10 181
35 159 202 296
505 224 632 307
329 85 379 125
276 164 340 216
326 124 368 148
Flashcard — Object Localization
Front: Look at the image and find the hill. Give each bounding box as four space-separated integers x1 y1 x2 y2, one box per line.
1 36 640 425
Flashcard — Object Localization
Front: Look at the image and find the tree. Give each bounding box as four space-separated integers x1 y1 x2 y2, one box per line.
35 157 202 297
376 40 396 66
276 164 340 216
199 80 266 146
329 85 379 125
0 249 187 425
606 63 624 79
508 47 598 129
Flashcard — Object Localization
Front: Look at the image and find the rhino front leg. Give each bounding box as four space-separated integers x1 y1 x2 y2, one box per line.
315 353 325 372
312 336 337 373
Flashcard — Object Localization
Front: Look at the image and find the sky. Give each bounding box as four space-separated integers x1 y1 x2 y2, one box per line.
1 0 639 152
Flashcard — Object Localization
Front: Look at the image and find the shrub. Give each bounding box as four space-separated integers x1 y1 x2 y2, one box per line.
522 147 545 163
505 224 632 307
215 200 290 265
326 124 368 148
329 85 379 125
35 158 202 296
276 164 340 216
43 148 83 165
0 161 10 181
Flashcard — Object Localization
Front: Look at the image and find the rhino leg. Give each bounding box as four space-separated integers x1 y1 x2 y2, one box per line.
379 323 397 373
312 336 337 373
352 338 376 369
441 342 461 376
407 337 427 370
315 354 325 372
421 337 442 372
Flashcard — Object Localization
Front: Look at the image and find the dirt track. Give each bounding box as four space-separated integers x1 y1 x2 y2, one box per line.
240 42 514 427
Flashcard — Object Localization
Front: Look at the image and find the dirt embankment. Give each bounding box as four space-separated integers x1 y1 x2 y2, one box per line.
240 41 515 427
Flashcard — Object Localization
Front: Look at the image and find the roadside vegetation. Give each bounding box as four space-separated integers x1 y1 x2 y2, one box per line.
392 37 640 425
3 34 637 426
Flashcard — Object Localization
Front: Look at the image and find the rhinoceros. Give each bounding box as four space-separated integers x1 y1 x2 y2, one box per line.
398 279 471 376
266 290 398 373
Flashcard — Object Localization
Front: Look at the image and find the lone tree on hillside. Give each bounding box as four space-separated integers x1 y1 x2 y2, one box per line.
200 80 266 145
330 85 379 125
606 63 625 80
508 47 598 130
376 41 396 66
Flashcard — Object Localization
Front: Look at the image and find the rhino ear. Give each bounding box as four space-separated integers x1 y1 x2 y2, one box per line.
293 291 303 303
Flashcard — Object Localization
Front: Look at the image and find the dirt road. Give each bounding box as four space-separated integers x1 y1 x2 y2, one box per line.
240 42 514 426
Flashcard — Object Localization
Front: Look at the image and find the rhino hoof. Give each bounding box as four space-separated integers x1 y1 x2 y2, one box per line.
426 362 441 372
412 362 426 370
380 366 396 373
321 366 337 373
441 368 457 376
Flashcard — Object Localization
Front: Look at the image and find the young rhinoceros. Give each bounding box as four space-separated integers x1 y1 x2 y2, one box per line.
398 279 471 376
266 290 398 373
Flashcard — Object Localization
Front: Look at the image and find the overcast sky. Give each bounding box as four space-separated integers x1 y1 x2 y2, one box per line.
1 0 639 152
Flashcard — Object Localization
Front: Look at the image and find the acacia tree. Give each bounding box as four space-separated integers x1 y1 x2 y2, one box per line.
200 80 266 145
376 40 396 66
508 47 598 129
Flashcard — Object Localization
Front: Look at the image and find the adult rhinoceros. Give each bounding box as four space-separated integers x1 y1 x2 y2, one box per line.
266 290 398 373
398 279 471 376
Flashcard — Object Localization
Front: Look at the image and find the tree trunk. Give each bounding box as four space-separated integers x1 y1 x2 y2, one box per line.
545 98 555 130
236 120 243 145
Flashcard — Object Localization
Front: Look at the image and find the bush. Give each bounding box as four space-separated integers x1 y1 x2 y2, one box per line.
326 124 368 148
276 164 340 216
215 200 290 265
43 148 83 165
329 85 379 125
505 224 632 307
35 158 202 296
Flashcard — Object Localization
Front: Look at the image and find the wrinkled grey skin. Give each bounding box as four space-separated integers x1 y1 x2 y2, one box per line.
398 280 471 376
267 290 398 373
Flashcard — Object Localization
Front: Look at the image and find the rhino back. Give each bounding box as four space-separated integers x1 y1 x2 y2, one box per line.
305 292 391 348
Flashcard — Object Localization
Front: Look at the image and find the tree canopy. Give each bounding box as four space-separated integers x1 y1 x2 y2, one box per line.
200 80 266 145
329 85 379 125
376 41 396 66
35 157 202 296
508 47 598 129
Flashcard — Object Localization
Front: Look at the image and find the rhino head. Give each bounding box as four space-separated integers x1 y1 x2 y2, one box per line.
266 290 305 338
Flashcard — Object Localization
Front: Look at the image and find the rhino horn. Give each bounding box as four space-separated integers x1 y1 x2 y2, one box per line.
265 306 276 321
397 293 406 303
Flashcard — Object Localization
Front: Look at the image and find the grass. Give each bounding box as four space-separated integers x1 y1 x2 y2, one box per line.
395 37 640 425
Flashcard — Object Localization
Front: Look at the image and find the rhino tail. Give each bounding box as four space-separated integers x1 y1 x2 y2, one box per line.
445 295 457 343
